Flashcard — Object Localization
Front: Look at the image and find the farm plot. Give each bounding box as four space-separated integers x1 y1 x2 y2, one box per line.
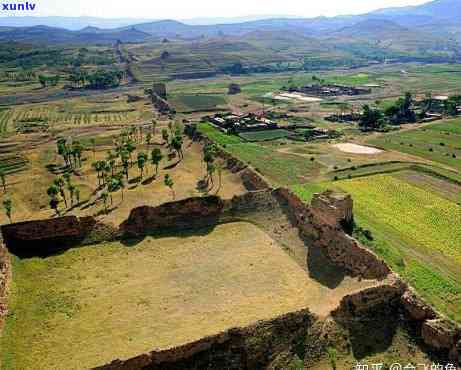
369 119 461 171
198 123 322 185
238 129 291 142
330 174 461 321
169 93 227 113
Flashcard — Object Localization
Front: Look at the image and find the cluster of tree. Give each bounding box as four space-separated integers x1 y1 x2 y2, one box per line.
419 93 461 117
68 69 124 90
359 92 417 131
201 143 223 193
57 138 84 169
38 74 60 88
47 173 81 216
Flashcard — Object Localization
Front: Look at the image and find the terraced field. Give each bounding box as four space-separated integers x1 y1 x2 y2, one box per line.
0 97 151 133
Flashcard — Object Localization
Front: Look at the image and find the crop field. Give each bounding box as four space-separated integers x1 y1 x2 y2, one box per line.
2 222 318 370
0 97 151 134
197 123 322 185
293 173 461 321
368 119 461 171
238 129 291 142
169 93 227 112
0 155 28 174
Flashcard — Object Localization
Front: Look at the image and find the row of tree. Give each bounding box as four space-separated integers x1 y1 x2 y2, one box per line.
68 69 124 90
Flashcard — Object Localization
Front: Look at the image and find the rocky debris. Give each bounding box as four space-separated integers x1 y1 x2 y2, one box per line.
119 196 224 237
422 319 460 351
401 289 436 321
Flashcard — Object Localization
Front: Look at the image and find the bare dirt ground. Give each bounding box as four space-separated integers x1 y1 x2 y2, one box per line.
5 221 334 370
333 143 383 155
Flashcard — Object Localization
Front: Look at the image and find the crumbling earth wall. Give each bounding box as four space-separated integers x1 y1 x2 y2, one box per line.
93 308 313 370
119 196 224 237
1 216 118 256
1 186 460 365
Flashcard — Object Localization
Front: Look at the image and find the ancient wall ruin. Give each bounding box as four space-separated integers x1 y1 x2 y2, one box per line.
274 188 390 280
119 196 224 237
1 185 460 365
1 216 118 256
93 308 313 370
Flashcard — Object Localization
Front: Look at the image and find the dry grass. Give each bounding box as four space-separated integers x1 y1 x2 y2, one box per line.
0 132 247 226
4 221 318 369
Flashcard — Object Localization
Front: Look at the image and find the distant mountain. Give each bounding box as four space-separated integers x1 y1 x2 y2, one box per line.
0 16 154 30
0 0 459 47
0 25 151 44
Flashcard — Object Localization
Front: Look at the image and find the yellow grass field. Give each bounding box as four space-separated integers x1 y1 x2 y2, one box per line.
3 222 319 370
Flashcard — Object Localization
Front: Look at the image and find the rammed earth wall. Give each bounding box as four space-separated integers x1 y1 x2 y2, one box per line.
0 186 460 364
93 309 313 370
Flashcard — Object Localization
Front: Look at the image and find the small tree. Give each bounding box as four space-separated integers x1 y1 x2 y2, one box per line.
146 132 152 146
47 184 60 215
206 162 216 188
68 183 76 206
171 135 184 160
53 177 67 208
137 152 147 180
164 174 175 199
151 148 163 175
3 198 12 223
101 191 109 214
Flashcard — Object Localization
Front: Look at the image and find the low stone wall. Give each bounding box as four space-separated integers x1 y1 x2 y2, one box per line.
93 308 313 370
274 188 391 280
120 196 224 237
0 216 118 256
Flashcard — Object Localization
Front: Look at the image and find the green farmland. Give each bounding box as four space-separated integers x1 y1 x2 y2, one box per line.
294 172 461 321
368 119 461 171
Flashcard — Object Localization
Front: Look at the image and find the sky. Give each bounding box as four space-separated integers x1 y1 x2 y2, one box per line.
3 0 432 20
